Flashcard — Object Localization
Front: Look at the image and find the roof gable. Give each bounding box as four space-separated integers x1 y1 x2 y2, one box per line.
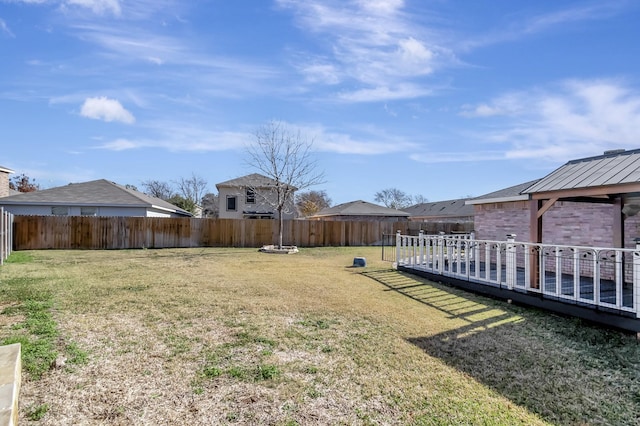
311 200 410 217
0 165 14 174
466 179 541 205
403 198 474 217
216 173 297 190
0 179 191 215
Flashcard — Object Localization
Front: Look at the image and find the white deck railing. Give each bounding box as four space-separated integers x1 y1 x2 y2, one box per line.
0 208 14 265
395 231 640 318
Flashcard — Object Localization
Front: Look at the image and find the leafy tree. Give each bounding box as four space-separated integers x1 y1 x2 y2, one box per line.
296 190 331 217
245 120 325 248
166 195 196 214
9 173 40 192
201 192 219 218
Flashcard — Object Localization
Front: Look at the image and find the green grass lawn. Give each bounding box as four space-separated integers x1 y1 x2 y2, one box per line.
1 247 639 425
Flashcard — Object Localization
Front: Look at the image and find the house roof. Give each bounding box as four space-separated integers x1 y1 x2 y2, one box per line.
0 179 192 216
465 179 541 205
308 200 410 218
0 165 14 174
403 198 474 217
523 149 640 194
216 173 297 190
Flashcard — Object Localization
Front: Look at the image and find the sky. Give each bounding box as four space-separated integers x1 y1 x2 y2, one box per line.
2 0 640 206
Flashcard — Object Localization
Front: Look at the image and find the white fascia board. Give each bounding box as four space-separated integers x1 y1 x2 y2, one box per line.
465 194 530 205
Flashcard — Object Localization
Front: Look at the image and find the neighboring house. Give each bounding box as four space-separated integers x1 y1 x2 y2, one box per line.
403 198 474 224
467 148 640 248
0 179 192 217
215 173 297 220
306 200 410 222
0 165 14 198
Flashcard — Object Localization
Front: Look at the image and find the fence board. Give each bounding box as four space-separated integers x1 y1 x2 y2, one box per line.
12 216 473 250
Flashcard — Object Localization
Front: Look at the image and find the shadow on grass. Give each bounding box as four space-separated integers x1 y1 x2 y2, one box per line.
362 269 640 426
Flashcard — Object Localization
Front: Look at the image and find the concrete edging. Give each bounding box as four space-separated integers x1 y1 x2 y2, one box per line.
0 344 21 426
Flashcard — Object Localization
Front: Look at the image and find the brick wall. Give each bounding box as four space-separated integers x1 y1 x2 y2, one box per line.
0 172 9 198
474 200 640 248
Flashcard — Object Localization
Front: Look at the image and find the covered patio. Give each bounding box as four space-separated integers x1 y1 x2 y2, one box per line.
395 149 640 333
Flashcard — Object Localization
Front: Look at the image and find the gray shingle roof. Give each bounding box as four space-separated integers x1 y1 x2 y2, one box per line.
216 173 297 190
523 149 640 194
0 179 191 215
466 179 541 205
310 200 410 218
0 165 14 174
403 198 474 217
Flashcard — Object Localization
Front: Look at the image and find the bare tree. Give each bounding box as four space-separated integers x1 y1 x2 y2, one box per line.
175 173 208 207
295 190 331 217
413 194 429 205
141 180 174 200
245 120 325 248
374 188 414 210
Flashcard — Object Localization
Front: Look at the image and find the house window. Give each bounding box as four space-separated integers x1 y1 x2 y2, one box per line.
80 207 98 216
51 206 69 216
226 196 237 211
246 188 256 204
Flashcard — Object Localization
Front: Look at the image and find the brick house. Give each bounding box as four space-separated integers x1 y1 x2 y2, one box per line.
0 165 14 198
467 149 640 248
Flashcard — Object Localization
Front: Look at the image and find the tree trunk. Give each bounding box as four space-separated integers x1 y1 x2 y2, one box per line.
278 207 284 249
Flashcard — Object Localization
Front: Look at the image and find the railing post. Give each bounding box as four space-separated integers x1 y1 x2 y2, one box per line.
418 230 424 267
506 234 517 290
438 232 445 274
395 230 401 267
634 238 640 318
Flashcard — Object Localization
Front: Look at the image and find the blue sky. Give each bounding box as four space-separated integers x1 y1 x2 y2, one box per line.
2 0 640 205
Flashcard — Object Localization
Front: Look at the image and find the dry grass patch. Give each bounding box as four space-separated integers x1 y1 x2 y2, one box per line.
0 247 638 425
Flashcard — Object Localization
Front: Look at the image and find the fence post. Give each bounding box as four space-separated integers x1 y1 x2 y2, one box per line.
506 234 517 290
0 207 4 265
634 238 640 319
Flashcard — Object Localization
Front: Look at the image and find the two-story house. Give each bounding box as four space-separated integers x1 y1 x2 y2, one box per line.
216 173 297 220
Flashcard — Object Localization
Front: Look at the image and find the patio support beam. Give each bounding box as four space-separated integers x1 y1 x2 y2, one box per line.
613 196 624 248
529 199 543 289
537 197 558 219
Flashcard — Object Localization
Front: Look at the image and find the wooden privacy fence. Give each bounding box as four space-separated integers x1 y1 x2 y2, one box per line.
12 216 473 250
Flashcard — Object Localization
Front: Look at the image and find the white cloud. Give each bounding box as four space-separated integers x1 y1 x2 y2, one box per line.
289 122 418 154
461 2 631 50
80 96 135 124
338 83 432 103
0 18 15 37
96 122 252 152
277 0 452 102
410 151 506 163
461 79 640 162
65 0 121 16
